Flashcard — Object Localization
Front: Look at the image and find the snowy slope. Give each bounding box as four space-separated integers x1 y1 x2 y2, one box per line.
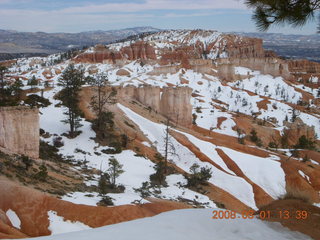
119 104 257 209
4 28 320 216
27 209 310 240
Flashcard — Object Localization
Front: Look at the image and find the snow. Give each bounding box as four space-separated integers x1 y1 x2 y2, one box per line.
6 209 21 229
292 84 319 98
35 71 219 208
29 209 310 240
119 104 257 209
61 192 100 207
177 130 235 175
220 147 286 199
311 160 319 165
160 174 216 208
299 112 320 139
48 211 91 235
5 29 320 221
298 170 310 183
230 70 302 104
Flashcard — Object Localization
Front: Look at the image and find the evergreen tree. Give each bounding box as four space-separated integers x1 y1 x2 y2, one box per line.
90 73 117 131
151 156 167 186
245 0 320 32
28 75 38 89
107 156 124 188
0 66 7 91
0 66 23 106
10 79 23 97
186 163 212 187
58 64 85 137
98 173 109 195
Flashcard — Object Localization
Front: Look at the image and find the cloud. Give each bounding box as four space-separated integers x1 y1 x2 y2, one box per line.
0 0 249 32
59 0 246 14
0 8 159 32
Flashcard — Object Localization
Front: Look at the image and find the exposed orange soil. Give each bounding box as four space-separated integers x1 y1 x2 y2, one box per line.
284 79 315 102
0 179 190 239
281 160 320 203
169 131 256 211
203 183 253 213
180 77 189 84
233 115 281 146
190 125 270 158
300 150 320 165
170 130 230 174
216 117 227 129
216 148 273 208
257 199 320 240
257 99 270 110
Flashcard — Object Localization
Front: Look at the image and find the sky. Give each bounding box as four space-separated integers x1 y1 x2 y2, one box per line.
0 0 318 34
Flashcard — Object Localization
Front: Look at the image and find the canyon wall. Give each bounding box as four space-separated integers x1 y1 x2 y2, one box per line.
288 60 320 74
81 85 193 127
118 85 193 126
222 35 265 59
288 59 320 82
0 107 39 159
217 57 291 81
74 42 157 64
160 87 193 126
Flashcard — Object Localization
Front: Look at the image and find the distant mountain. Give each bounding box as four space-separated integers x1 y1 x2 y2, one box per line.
0 26 161 60
233 32 320 62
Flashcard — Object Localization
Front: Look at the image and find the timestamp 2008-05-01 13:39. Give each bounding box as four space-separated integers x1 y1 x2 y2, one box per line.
212 210 308 220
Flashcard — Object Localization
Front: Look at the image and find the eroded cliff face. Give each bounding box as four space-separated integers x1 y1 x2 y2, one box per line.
222 35 265 59
73 30 294 81
80 85 193 127
0 107 39 159
74 31 265 68
118 86 192 126
289 60 320 74
160 87 193 126
288 59 320 82
74 41 157 64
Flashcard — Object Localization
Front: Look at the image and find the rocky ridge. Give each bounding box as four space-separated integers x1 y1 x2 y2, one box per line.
0 29 319 239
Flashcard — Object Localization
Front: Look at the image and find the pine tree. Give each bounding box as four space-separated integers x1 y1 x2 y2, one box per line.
0 66 23 106
0 66 7 91
151 154 167 186
107 156 124 188
245 0 320 32
187 163 212 187
90 73 117 131
28 75 38 89
58 64 85 137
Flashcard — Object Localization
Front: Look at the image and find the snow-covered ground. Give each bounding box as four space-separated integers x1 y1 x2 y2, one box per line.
231 67 302 104
36 82 216 208
27 209 311 240
6 47 320 211
48 211 91 235
6 209 21 229
219 147 286 199
3 29 320 239
119 104 257 209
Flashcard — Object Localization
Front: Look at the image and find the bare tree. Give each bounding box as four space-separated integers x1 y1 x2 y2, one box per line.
90 73 117 130
162 118 179 174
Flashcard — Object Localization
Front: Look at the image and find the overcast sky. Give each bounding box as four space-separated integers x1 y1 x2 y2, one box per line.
0 0 318 34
